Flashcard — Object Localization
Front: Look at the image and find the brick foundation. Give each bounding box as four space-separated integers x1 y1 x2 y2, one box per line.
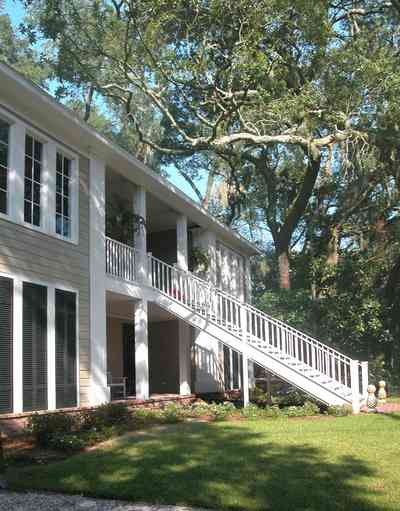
0 394 197 438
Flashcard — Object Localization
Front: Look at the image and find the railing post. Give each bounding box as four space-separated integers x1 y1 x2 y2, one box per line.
361 361 368 402
350 359 360 414
240 305 248 341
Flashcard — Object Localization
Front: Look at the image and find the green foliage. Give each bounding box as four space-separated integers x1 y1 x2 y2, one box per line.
326 405 353 417
79 403 130 431
28 404 130 451
28 413 76 447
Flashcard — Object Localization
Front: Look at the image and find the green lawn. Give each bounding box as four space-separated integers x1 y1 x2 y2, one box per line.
7 414 400 511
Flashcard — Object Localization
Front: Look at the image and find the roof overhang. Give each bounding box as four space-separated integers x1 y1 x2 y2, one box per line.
0 63 259 256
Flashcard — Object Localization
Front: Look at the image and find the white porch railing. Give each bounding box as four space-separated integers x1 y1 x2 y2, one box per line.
105 237 368 406
105 237 136 282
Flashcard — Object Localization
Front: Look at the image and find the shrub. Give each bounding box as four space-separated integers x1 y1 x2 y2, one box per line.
48 433 86 452
79 403 130 430
250 387 270 406
327 405 353 416
132 408 163 422
241 404 266 419
28 413 76 447
209 402 237 420
163 403 186 423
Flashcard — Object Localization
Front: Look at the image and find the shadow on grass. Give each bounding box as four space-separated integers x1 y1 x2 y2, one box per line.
7 421 381 511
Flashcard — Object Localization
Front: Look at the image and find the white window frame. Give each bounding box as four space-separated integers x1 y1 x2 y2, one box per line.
0 112 14 222
0 105 80 245
52 144 79 243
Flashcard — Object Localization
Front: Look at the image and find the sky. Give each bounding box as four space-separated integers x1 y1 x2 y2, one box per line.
3 0 207 202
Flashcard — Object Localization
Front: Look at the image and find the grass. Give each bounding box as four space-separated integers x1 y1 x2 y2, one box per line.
7 414 400 511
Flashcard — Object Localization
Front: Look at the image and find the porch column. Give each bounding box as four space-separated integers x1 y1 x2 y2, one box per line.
248 360 256 389
89 158 110 405
179 322 191 395
133 185 148 283
176 215 189 271
242 348 250 407
135 299 149 400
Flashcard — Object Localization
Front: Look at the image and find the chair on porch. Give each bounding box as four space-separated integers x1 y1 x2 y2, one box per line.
107 372 127 401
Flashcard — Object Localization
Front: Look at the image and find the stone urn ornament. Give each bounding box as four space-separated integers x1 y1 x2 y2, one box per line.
366 384 378 413
377 381 387 404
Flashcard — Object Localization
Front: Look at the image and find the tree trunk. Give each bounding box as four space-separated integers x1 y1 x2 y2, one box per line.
327 224 340 266
278 248 291 290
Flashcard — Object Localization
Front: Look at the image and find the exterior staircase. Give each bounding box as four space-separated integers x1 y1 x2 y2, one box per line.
106 238 368 412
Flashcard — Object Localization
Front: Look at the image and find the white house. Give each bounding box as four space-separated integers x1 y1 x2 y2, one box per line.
0 63 368 418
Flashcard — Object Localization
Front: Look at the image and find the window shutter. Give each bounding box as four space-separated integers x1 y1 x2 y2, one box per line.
23 282 47 412
55 289 77 408
0 277 13 414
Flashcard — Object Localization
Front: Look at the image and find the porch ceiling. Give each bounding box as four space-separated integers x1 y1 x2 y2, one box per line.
106 291 177 323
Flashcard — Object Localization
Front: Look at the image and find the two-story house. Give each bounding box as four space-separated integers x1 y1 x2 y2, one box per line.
0 63 368 418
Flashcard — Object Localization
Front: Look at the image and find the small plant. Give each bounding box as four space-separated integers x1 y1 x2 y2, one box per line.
28 413 76 447
79 402 130 431
163 403 186 423
327 405 353 416
250 386 270 406
48 433 86 453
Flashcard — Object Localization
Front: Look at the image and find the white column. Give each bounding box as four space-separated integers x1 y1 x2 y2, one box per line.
9 121 25 223
135 299 149 400
176 215 188 271
242 349 249 407
133 186 147 283
179 321 191 395
89 158 110 405
13 279 23 413
361 361 368 401
248 361 256 389
350 360 360 414
47 286 56 410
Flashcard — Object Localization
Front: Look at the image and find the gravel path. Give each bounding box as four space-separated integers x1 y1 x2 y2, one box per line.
0 491 210 511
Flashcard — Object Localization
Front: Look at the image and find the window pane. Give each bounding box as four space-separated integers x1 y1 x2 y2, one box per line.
33 204 40 226
56 214 62 235
0 121 9 144
34 140 42 162
0 144 7 168
33 183 41 205
56 193 62 214
24 179 32 200
63 217 70 238
63 176 69 194
33 161 41 182
64 157 70 177
56 173 62 193
0 190 6 214
56 153 63 173
25 135 33 157
0 167 7 191
25 156 32 179
24 200 31 223
63 197 69 217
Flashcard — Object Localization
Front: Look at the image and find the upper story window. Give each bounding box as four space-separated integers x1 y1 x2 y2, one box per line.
0 119 10 215
24 134 43 227
56 152 72 239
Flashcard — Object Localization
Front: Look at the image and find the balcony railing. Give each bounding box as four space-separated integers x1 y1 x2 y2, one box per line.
105 237 136 282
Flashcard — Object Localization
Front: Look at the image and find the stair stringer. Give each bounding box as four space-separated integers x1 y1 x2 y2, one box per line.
147 288 351 407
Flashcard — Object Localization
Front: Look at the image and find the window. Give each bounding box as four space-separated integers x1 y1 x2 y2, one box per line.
24 134 43 227
0 276 13 414
0 119 9 215
56 152 72 238
55 289 77 408
23 282 47 412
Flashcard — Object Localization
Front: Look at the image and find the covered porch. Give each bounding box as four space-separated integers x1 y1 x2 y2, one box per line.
106 291 192 401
